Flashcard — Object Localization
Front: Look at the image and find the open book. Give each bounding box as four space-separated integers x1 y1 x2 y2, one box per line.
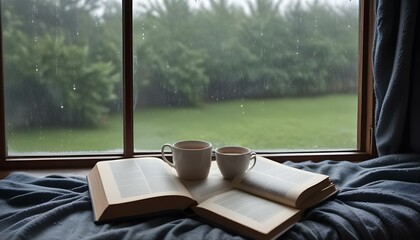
87 156 337 240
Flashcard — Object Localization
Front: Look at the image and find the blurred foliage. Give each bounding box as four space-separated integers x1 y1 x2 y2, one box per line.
2 0 359 128
3 0 119 128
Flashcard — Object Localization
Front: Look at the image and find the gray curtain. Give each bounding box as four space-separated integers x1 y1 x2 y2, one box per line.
373 0 420 156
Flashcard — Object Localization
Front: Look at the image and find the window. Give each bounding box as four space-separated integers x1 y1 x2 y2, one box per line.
2 0 124 156
0 0 375 168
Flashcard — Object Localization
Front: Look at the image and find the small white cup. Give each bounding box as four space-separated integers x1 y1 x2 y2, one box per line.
161 140 212 180
215 146 257 179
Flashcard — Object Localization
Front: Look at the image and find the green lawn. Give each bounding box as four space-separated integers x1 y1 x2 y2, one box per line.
8 94 358 154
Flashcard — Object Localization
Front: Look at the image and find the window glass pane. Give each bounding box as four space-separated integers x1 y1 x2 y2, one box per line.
2 0 123 155
133 0 359 152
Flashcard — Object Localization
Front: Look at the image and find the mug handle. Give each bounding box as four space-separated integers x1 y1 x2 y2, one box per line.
161 144 175 168
246 152 257 172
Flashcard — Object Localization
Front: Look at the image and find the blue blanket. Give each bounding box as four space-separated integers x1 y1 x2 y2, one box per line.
1 154 420 240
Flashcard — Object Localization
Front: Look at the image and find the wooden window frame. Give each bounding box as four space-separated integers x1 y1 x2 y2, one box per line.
0 0 376 170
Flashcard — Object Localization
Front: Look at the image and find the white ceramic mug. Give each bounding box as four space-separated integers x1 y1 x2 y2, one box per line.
161 140 212 180
215 146 257 179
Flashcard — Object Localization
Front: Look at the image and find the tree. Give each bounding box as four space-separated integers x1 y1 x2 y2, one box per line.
194 0 255 101
283 0 358 95
3 0 119 128
135 0 209 107
240 0 294 98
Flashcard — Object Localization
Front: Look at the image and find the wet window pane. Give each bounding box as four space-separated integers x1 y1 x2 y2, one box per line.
2 0 360 155
133 0 359 151
2 0 123 155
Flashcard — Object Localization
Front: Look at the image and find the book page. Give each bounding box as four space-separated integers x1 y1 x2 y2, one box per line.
233 156 329 207
98 158 193 204
181 162 232 203
196 189 301 235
